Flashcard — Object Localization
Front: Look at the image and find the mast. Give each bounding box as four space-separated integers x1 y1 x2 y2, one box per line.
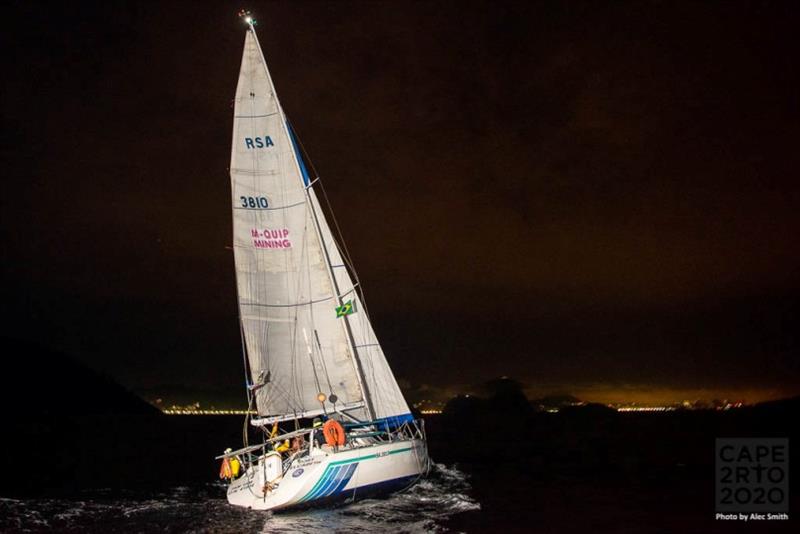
245 18 376 421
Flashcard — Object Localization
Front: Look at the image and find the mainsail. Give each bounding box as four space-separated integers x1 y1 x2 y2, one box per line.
230 27 411 427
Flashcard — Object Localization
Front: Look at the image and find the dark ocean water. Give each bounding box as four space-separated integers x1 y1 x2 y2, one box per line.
3 405 799 533
0 464 478 533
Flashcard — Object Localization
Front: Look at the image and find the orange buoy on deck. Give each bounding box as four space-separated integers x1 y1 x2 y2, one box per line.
322 419 346 447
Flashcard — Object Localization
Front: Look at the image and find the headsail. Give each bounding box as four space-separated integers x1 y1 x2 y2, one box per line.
230 25 411 427
308 188 412 427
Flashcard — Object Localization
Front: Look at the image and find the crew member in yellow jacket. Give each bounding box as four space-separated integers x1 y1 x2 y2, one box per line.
270 422 290 454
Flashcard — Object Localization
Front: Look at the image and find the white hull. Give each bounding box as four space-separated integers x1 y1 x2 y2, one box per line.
227 438 429 511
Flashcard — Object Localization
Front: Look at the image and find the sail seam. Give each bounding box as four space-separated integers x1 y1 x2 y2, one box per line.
234 112 278 118
240 296 333 308
233 200 305 211
230 169 278 176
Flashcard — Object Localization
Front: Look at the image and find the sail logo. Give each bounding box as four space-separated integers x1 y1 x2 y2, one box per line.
251 228 291 249
244 136 275 149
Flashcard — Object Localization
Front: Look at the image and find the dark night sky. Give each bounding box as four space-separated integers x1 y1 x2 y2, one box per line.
2 1 798 403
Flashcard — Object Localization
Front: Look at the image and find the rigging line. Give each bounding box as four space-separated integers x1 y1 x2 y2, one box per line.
242 391 256 448
267 371 306 416
259 319 272 411
287 207 315 411
239 321 252 398
285 118 320 179
300 200 335 401
285 223 302 412
268 82 355 414
301 214 324 398
254 356 305 419
315 177 359 278
231 154 254 404
314 178 380 328
289 306 301 409
290 122 384 418
235 254 253 447
283 133 303 414
306 183 375 419
283 120 357 278
314 328 335 399
337 286 359 300
305 329 323 399
284 122 374 416
290 202 312 408
259 366 302 413
308 179 364 308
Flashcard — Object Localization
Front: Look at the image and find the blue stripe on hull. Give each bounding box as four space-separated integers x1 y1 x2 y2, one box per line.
331 464 358 494
277 473 421 513
299 462 360 502
306 465 342 501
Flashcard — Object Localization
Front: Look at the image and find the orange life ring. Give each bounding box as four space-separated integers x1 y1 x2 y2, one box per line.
322 419 346 447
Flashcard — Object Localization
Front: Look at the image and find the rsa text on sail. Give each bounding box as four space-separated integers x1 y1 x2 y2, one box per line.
244 136 275 149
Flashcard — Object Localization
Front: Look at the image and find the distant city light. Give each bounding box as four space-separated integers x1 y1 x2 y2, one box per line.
151 396 748 417
162 408 256 416
616 406 675 412
153 400 255 416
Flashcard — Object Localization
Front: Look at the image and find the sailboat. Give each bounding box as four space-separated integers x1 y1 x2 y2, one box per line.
217 13 430 511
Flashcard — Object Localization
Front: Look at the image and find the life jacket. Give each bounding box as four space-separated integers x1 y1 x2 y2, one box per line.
230 457 241 478
219 458 232 479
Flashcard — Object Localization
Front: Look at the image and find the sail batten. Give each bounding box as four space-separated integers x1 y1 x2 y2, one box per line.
230 26 410 424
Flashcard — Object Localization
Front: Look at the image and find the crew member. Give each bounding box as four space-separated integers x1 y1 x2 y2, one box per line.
230 454 241 478
312 417 326 448
290 434 305 454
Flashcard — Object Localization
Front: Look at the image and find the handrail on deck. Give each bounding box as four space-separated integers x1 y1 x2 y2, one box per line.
217 418 426 460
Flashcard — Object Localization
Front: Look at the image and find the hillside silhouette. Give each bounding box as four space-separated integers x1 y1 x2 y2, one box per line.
1 337 158 415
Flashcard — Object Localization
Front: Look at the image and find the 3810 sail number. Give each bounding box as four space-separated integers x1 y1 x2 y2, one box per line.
240 196 269 209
